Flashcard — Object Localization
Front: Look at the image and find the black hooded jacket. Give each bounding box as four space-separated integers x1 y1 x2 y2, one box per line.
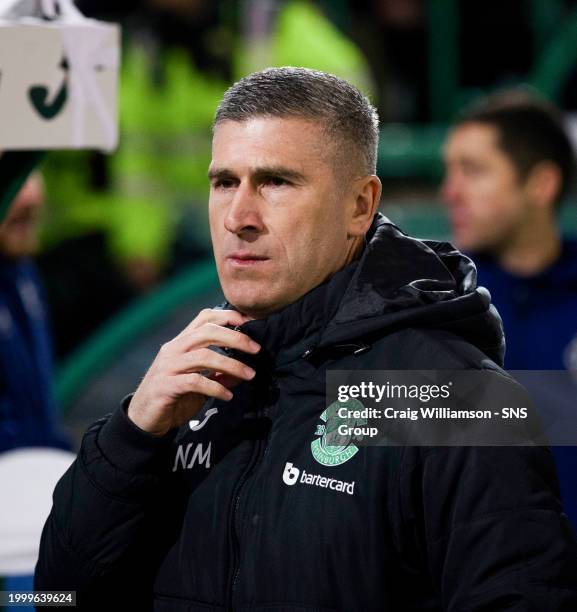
35 216 577 610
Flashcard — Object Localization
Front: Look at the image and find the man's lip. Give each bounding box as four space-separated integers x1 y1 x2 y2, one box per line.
226 253 270 261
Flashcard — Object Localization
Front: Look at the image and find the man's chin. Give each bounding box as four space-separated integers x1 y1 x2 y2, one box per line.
224 289 283 320
452 231 480 253
455 235 498 255
226 299 276 319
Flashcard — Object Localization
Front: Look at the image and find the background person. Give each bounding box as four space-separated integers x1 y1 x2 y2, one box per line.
0 175 72 605
0 173 69 453
442 88 577 528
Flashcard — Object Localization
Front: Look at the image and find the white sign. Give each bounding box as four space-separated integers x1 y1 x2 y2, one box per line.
0 0 120 151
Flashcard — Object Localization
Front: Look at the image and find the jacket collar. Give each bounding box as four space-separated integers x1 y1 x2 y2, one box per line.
234 213 504 368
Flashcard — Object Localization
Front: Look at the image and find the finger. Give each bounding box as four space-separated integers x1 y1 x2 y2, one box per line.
168 348 256 381
212 371 246 390
170 323 261 355
173 372 234 402
177 308 251 338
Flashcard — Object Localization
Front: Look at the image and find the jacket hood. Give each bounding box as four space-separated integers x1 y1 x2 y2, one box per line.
240 213 505 367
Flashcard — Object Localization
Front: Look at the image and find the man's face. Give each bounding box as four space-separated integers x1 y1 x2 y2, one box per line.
0 174 44 258
442 123 530 253
209 117 356 317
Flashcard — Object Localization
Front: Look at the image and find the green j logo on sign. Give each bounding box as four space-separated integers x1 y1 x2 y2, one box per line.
28 55 69 120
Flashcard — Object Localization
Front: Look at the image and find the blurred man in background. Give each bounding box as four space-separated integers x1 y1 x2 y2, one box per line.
442 89 577 527
0 173 69 452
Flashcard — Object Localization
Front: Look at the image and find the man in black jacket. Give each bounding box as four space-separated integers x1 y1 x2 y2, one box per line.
36 68 577 610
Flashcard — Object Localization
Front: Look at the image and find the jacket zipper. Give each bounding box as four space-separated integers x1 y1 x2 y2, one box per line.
226 430 269 610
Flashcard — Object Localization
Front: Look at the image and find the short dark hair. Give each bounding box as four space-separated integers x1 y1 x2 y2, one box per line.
214 67 379 174
455 89 575 203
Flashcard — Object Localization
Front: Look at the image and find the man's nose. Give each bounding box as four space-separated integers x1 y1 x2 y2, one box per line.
224 184 265 236
440 173 461 207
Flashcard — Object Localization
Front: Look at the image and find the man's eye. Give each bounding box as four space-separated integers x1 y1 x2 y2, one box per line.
264 176 289 187
213 179 236 189
461 162 485 176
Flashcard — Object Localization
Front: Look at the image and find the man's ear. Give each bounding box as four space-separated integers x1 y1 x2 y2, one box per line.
525 161 562 211
347 175 382 237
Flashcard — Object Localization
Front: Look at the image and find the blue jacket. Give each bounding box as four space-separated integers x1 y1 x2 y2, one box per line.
474 239 577 530
0 257 69 452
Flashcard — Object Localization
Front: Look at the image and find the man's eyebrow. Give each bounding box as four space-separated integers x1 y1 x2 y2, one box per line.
208 166 306 182
252 165 306 182
208 167 236 181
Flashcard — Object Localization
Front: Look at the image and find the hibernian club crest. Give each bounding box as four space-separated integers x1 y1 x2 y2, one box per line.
311 400 365 467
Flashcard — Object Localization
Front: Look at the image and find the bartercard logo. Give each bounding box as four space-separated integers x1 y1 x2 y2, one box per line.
282 462 300 485
282 461 355 495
